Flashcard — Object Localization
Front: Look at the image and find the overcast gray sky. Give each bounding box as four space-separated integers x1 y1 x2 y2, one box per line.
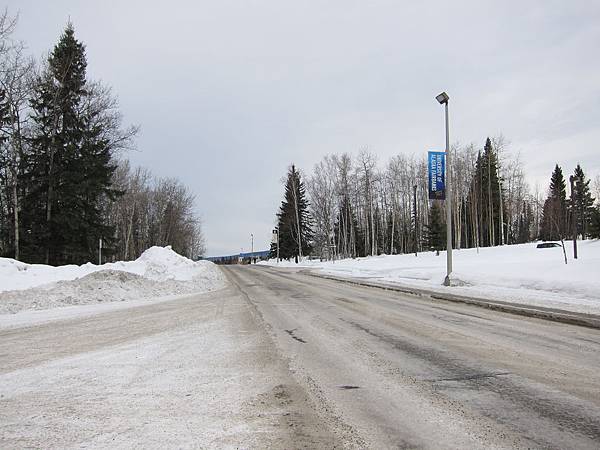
7 0 600 256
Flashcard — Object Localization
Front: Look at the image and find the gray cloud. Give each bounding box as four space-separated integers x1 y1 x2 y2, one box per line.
8 0 600 255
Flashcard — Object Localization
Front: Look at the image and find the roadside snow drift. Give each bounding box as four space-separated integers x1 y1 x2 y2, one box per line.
0 247 226 314
260 240 600 315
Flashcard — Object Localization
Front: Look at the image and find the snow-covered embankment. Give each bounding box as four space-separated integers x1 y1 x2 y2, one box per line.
260 240 600 315
0 246 226 315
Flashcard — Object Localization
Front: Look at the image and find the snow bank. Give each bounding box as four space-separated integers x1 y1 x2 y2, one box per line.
0 247 226 314
260 240 600 315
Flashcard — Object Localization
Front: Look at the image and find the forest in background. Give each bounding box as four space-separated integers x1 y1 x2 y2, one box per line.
0 11 205 264
273 137 600 261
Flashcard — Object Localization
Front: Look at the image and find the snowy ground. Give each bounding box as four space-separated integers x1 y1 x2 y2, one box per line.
260 240 600 315
3 253 600 447
0 287 334 449
0 246 227 321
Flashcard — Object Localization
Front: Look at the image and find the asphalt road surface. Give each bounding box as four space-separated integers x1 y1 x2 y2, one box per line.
2 265 600 449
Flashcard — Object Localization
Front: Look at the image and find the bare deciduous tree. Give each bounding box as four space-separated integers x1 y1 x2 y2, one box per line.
0 10 34 259
108 160 205 261
304 138 534 260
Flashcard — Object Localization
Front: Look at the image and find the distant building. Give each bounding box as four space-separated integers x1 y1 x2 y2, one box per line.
204 250 270 265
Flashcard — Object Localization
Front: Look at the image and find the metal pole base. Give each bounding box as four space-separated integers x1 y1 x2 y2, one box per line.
443 275 452 286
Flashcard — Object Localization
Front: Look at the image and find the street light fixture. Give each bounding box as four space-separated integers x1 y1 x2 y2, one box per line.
436 91 452 286
436 92 449 104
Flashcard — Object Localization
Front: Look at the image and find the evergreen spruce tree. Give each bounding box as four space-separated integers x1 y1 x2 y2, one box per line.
21 23 116 264
589 206 600 239
72 109 118 262
540 198 556 240
424 201 446 251
540 165 567 240
570 164 595 239
516 200 533 244
271 165 313 261
467 138 504 247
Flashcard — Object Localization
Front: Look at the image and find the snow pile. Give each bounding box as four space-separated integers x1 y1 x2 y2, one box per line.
0 247 226 314
260 240 600 315
130 246 202 281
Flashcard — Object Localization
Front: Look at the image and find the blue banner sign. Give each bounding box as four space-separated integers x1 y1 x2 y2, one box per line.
428 151 446 200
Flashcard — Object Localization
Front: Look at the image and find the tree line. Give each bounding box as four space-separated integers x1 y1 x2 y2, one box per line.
539 164 599 242
0 12 205 264
273 137 599 261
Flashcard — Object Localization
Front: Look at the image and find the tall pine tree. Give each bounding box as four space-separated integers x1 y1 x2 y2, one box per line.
515 200 533 244
570 164 595 239
589 205 600 239
21 23 117 264
466 138 504 247
271 165 313 261
424 200 446 251
540 164 567 241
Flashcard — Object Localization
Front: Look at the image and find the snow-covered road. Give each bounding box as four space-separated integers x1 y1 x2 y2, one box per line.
226 266 600 449
2 265 600 448
0 286 334 448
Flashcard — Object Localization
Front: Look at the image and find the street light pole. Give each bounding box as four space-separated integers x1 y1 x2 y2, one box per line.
436 92 452 286
273 227 280 263
569 176 579 259
250 233 254 264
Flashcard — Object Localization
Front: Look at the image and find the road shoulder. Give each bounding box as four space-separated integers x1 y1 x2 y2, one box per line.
302 270 600 329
